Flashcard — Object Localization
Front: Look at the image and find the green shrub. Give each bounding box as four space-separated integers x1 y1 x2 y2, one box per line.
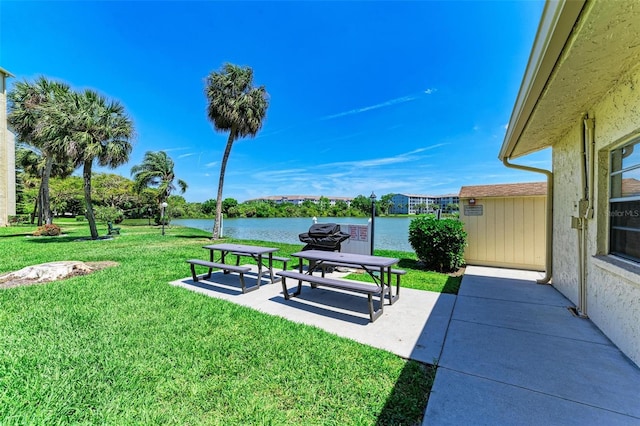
75 215 85 222
8 215 30 225
94 206 124 224
33 224 62 236
408 216 467 272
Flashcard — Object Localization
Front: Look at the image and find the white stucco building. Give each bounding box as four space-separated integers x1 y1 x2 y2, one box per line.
500 0 640 367
0 67 16 227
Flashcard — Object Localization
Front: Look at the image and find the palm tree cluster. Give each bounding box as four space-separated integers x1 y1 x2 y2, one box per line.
9 62 267 240
8 76 134 239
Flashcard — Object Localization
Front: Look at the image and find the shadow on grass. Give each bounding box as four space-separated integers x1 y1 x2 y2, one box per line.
376 361 435 425
174 235 214 240
0 232 34 238
26 236 113 244
443 276 462 294
397 258 419 269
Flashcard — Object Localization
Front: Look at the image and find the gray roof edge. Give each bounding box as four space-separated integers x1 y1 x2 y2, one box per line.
0 66 15 78
499 0 586 161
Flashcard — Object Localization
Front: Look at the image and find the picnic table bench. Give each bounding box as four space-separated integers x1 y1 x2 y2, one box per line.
186 259 254 293
276 270 386 322
318 262 406 301
278 250 400 322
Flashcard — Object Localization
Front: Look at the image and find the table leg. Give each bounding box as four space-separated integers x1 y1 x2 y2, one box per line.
221 251 230 274
385 266 399 304
206 250 214 279
292 258 304 295
267 253 278 283
256 254 264 285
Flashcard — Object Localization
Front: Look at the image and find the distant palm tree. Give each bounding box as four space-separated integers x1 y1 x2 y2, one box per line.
64 90 134 239
131 151 187 206
8 77 72 225
204 63 269 239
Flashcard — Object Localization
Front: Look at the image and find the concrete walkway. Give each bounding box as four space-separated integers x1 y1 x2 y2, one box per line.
424 265 640 425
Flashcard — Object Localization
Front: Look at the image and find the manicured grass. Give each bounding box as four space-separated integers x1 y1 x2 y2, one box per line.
0 221 438 425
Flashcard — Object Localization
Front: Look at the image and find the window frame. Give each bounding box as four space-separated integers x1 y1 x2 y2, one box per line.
609 139 640 263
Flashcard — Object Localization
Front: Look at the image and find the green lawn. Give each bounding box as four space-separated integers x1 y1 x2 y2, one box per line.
0 220 455 425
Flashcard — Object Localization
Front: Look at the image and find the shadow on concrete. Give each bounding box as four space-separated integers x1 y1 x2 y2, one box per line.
185 271 270 295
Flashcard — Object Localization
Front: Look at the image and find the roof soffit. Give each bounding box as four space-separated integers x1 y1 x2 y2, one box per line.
507 0 640 159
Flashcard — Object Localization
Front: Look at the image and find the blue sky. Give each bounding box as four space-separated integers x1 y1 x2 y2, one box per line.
1 0 548 203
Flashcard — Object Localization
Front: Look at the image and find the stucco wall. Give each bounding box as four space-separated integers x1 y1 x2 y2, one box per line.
551 125 581 304
552 65 640 367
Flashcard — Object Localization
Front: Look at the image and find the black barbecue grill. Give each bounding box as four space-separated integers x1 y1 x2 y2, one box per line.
298 223 350 251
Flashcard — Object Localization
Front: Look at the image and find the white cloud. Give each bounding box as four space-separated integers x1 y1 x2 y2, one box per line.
320 94 418 121
159 147 189 152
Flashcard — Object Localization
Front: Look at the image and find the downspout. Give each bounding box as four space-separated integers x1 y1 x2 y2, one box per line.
502 158 553 284
577 116 595 317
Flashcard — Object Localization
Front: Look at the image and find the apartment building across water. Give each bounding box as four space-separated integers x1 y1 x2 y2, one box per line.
389 193 459 214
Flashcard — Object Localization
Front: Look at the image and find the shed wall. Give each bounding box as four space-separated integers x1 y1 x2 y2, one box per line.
460 196 546 271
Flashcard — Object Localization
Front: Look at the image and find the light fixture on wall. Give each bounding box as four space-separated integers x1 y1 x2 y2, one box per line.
469 198 476 205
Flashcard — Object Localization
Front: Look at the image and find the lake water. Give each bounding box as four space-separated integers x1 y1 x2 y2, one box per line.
172 217 414 252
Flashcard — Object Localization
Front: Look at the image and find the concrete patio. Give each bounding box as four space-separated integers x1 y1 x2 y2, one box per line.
425 266 640 425
171 266 455 364
171 264 640 425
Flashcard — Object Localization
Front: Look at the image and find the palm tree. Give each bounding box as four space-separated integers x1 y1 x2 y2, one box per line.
15 145 74 223
8 77 72 225
131 151 187 209
64 89 134 239
204 63 269 239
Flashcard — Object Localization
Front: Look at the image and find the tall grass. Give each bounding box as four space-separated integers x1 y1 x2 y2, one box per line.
0 221 437 425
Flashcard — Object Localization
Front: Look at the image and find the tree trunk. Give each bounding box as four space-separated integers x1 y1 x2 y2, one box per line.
83 160 99 240
36 184 43 226
212 130 236 239
41 154 54 225
31 197 38 225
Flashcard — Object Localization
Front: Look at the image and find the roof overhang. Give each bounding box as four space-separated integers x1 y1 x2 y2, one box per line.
499 0 640 160
0 67 14 78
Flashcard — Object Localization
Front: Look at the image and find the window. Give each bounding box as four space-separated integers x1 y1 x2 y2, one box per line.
610 139 640 262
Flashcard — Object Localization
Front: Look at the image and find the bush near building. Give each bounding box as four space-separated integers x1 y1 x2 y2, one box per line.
409 216 466 272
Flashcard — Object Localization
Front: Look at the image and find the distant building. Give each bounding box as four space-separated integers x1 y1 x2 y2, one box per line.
246 195 353 207
0 66 15 227
389 193 459 214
